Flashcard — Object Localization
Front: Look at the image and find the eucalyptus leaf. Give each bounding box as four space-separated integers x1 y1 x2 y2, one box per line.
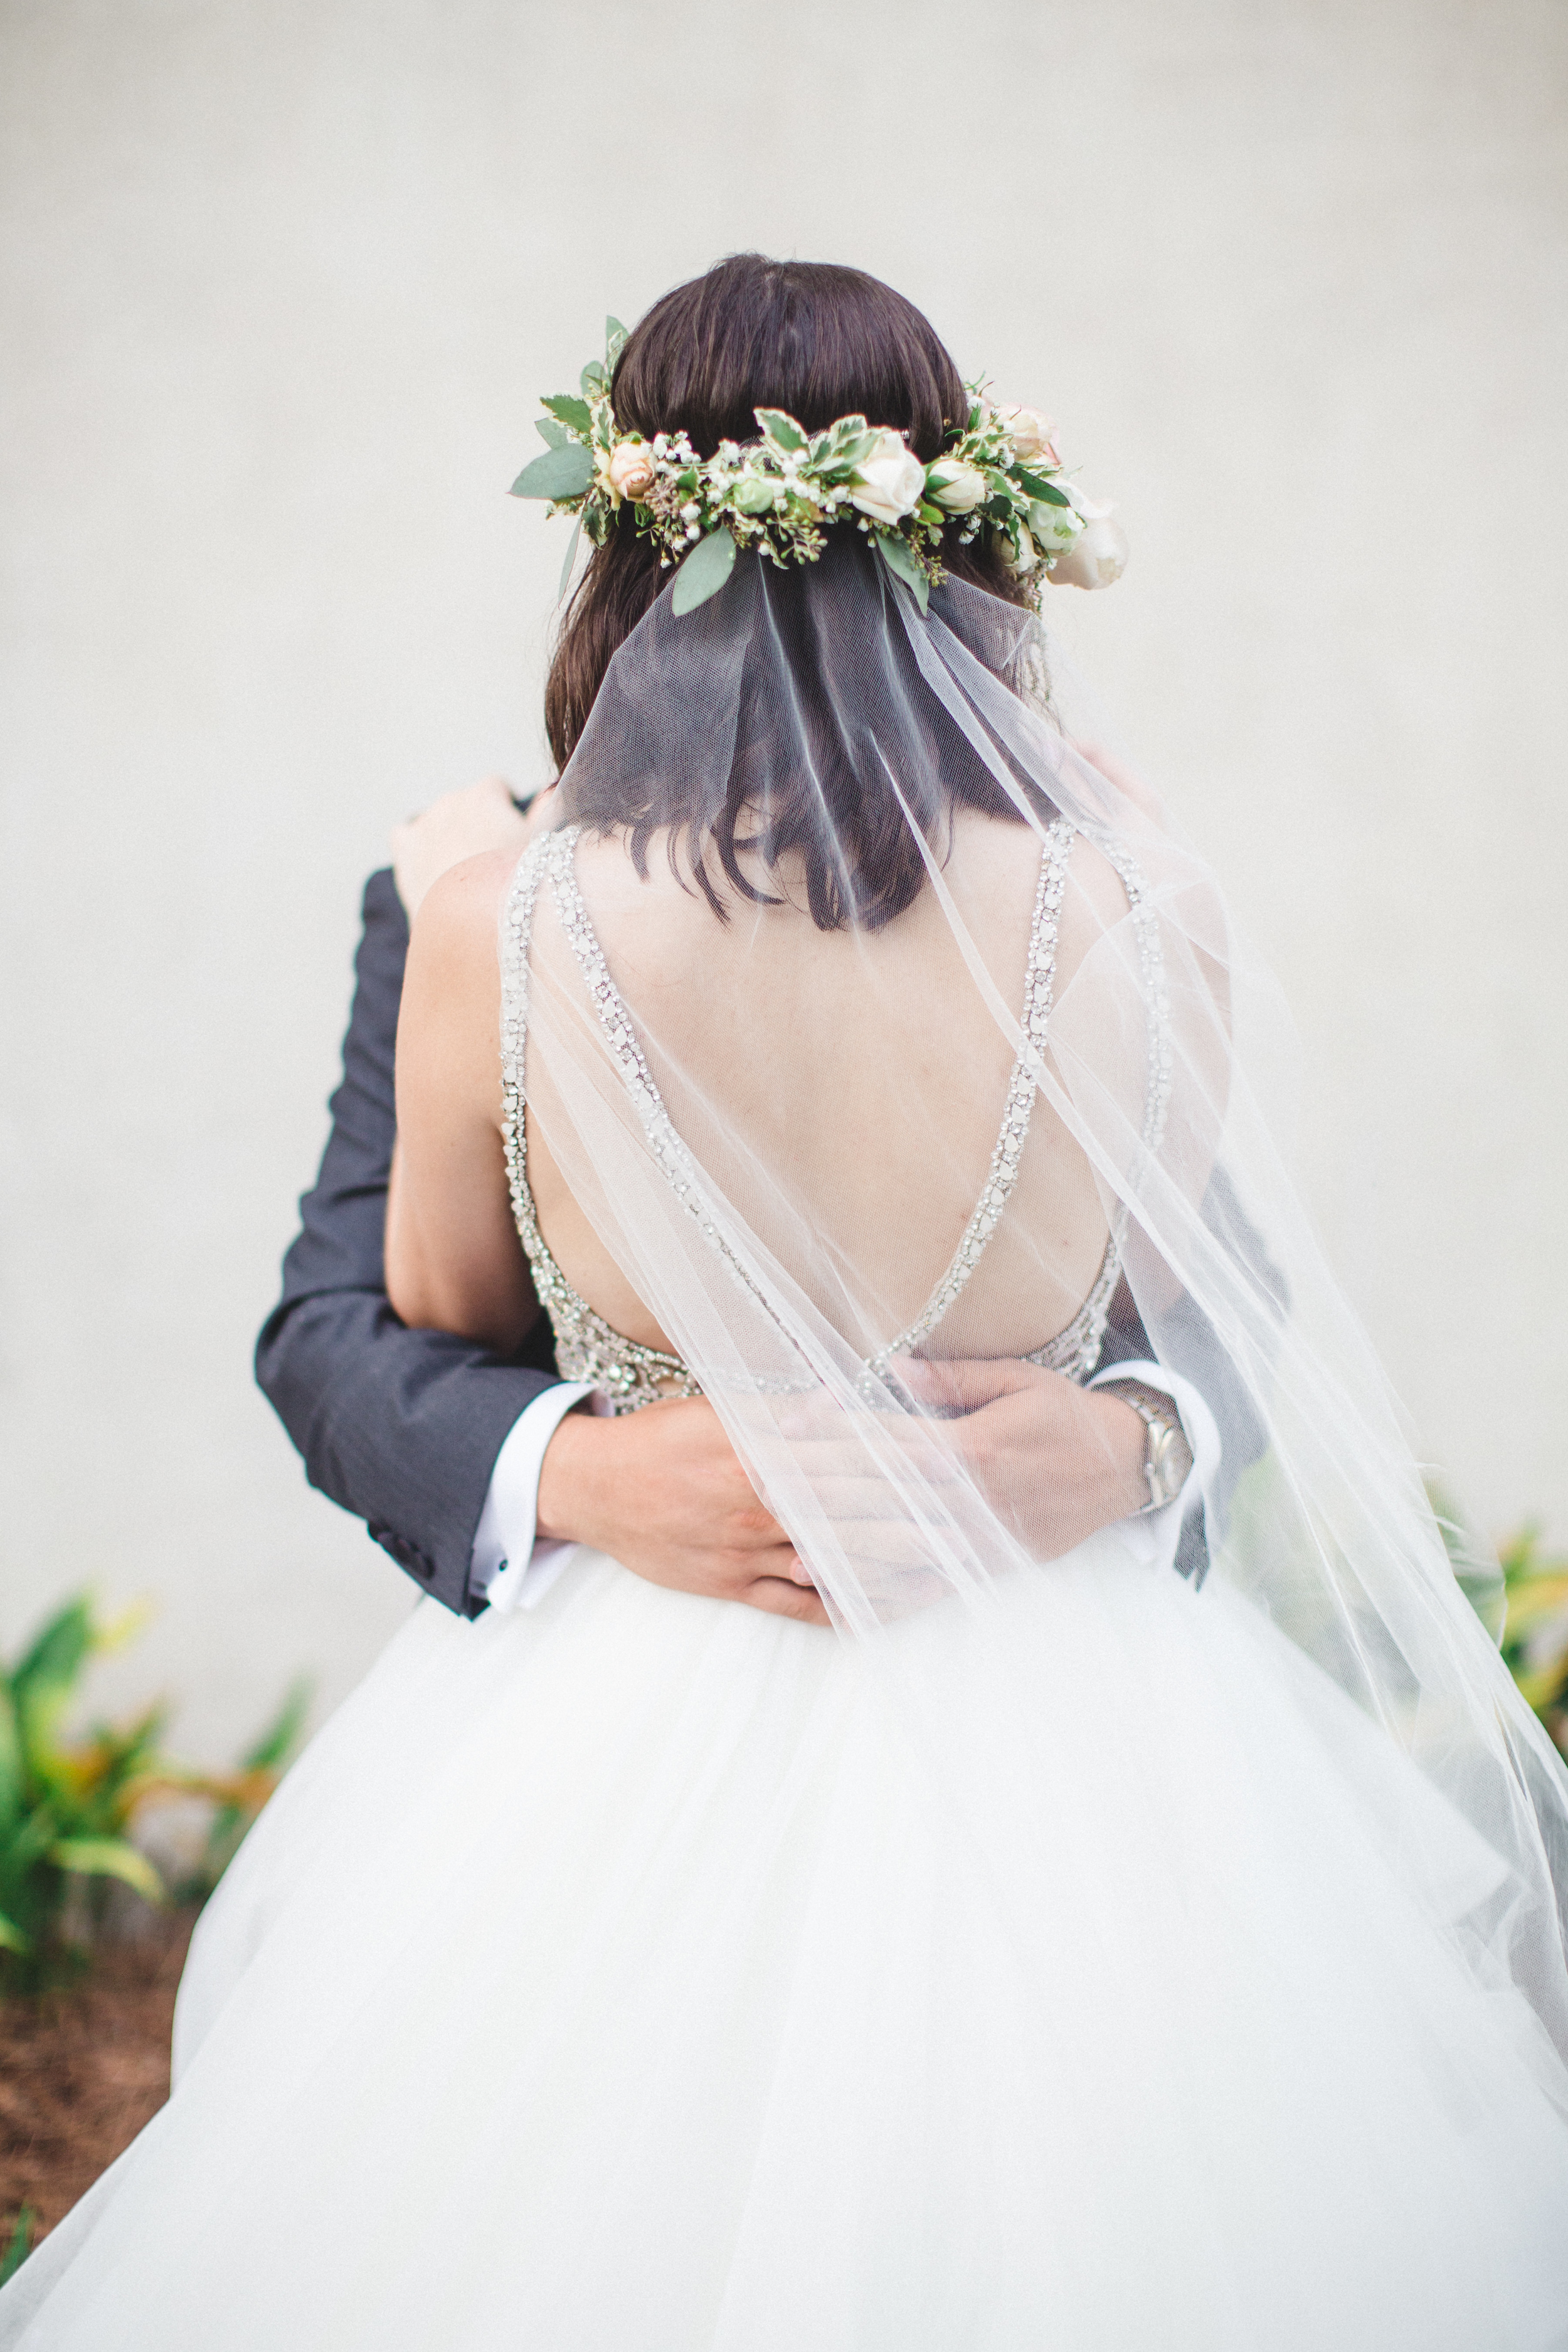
511 443 597 501
536 417 569 449
580 361 606 397
541 393 593 435
755 407 805 452
876 531 929 613
671 526 737 615
558 514 583 600
605 315 628 353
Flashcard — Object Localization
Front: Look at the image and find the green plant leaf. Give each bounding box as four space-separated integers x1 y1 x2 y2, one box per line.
510 444 597 501
12 1600 93 1750
605 315 628 358
0 2206 34 2288
0 1912 31 1955
1014 469 1071 506
670 526 737 615
0 1686 21 1832
558 515 583 600
48 1836 164 1906
1498 1575 1568 1636
876 531 930 614
238 1678 312 1775
536 417 569 449
1516 1658 1568 1712
755 408 805 452
11 1601 95 1781
580 361 606 398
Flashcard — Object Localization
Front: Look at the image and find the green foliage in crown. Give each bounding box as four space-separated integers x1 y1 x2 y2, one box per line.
511 317 1116 616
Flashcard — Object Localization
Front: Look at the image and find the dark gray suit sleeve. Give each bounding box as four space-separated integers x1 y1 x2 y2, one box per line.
255 868 561 1617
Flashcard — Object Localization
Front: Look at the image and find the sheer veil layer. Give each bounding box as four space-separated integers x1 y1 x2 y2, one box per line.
6 535 1568 2352
523 534 1568 2072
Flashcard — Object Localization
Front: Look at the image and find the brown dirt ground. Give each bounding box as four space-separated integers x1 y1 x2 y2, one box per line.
0 1912 198 2257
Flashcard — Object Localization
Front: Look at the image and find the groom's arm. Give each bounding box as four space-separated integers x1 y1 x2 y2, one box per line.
256 859 818 1624
255 870 560 1614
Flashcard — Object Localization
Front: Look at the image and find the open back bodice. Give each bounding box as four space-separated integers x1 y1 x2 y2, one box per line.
500 822 1168 1415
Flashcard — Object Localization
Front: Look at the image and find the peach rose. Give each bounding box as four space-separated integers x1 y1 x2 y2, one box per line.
607 440 655 503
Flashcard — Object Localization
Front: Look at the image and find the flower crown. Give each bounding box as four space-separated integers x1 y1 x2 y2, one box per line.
511 316 1126 616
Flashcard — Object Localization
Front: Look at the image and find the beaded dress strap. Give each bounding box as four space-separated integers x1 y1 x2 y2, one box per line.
499 831 700 1413
1019 826 1172 1382
863 819 1078 1386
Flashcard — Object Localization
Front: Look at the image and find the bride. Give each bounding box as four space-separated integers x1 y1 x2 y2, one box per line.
6 254 1568 2349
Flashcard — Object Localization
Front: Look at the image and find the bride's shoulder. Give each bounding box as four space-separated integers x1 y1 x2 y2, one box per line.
406 844 522 989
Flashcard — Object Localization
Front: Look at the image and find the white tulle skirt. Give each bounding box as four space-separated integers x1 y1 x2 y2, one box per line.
5 1530 1568 2351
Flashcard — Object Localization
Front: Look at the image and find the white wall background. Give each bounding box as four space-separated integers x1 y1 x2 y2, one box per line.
3 0 1565 1758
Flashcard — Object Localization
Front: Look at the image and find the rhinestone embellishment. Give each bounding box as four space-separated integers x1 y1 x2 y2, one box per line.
500 834 702 1413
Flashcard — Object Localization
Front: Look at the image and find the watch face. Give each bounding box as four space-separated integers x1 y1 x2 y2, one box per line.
1147 1421 1193 1508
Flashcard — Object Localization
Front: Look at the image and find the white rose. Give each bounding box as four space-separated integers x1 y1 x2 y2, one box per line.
1047 513 1130 591
848 429 926 526
1029 498 1081 553
926 459 987 513
997 403 1064 469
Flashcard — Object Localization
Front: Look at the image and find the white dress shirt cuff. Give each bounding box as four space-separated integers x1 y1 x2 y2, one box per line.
470 1381 596 1616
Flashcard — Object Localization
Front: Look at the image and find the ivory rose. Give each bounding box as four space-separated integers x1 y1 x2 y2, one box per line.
1028 497 1083 555
606 440 655 503
848 430 926 526
926 459 987 513
998 403 1063 470
1048 513 1130 590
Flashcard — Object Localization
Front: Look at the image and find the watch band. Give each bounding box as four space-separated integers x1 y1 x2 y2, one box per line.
1099 1379 1194 1513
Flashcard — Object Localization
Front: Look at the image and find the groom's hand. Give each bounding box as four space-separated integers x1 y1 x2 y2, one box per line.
896 1357 1148 1555
536 1398 830 1627
391 776 551 921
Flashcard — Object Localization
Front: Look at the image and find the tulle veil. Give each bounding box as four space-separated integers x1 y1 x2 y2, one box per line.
5 528 1568 2352
511 529 1568 2083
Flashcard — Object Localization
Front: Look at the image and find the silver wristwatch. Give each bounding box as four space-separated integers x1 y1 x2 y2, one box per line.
1099 1380 1194 1513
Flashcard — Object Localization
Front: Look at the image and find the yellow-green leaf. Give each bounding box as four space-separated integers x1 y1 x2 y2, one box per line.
48 1836 165 1906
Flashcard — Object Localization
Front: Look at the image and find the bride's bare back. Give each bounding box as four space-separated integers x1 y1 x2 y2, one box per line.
386 805 1135 1388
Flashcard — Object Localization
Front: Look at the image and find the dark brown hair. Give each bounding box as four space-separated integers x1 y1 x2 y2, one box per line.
543 253 1029 772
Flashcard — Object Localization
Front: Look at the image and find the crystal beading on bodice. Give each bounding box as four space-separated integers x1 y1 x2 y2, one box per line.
499 838 702 1412
499 822 1169 1415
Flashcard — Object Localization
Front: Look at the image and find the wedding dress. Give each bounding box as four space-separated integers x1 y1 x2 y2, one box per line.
7 544 1568 2349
